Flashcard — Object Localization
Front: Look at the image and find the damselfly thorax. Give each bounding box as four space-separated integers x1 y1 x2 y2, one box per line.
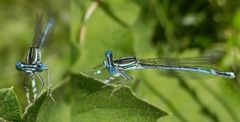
113 57 140 70
26 47 41 64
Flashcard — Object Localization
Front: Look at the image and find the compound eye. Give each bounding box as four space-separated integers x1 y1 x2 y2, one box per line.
16 62 22 71
105 50 112 57
37 64 46 71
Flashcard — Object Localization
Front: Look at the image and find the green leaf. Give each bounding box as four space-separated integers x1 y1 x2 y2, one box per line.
2 74 166 122
70 73 167 121
36 83 71 122
0 87 22 122
36 73 167 122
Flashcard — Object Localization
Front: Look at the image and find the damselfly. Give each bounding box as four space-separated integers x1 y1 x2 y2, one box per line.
86 51 235 87
16 14 54 104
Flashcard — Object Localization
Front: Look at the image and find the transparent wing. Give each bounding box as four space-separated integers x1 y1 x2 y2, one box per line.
38 17 54 48
83 64 109 81
32 14 54 49
139 57 217 68
32 14 43 48
83 64 128 84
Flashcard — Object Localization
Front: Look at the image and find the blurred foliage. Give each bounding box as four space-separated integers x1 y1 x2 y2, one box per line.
0 0 240 121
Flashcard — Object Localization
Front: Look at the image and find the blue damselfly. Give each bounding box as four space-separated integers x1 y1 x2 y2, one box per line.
16 14 54 104
86 51 235 87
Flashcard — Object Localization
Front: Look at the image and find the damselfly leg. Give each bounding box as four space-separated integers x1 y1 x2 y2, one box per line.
109 70 133 96
101 69 132 86
46 69 55 103
35 73 44 97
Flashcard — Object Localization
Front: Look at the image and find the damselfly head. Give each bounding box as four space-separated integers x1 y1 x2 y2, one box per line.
104 50 114 67
37 63 46 72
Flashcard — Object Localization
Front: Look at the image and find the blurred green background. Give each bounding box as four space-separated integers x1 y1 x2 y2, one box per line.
1 0 240 121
